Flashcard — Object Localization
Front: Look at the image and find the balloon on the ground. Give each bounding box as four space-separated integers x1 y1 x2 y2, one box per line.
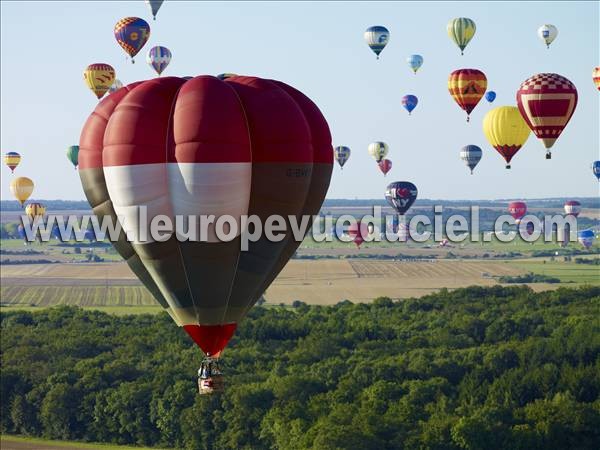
406 54 423 74
402 95 418 115
368 141 388 162
378 159 392 176
516 73 578 159
385 181 417 216
485 91 496 103
578 229 595 249
348 221 369 248
334 146 351 169
83 64 115 99
447 18 476 55
66 145 79 169
10 177 34 206
483 106 530 169
508 201 527 224
364 26 389 59
593 161 600 180
459 145 482 174
593 67 600 91
538 24 558 48
78 75 333 359
109 79 124 94
4 152 21 173
448 69 487 121
145 0 164 20
564 201 581 217
114 17 150 63
147 46 172 75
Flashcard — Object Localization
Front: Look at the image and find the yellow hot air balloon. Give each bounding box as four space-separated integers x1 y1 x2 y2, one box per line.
368 141 389 162
483 106 530 169
25 202 46 219
4 152 21 173
10 177 34 206
447 18 476 55
84 63 116 99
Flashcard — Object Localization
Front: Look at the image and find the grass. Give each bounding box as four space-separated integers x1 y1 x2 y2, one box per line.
505 259 600 284
0 286 155 307
0 434 166 449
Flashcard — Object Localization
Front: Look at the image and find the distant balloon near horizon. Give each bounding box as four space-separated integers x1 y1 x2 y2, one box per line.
364 25 389 59
401 95 418 115
83 64 115 99
114 17 151 63
147 46 172 76
578 229 595 249
593 161 600 180
334 146 351 169
109 79 124 94
459 145 482 174
564 200 581 217
593 67 600 90
4 152 21 173
448 69 487 121
145 0 164 20
385 181 417 216
447 17 476 55
483 106 531 169
485 91 496 103
378 159 392 176
516 73 578 159
508 201 527 225
537 24 558 48
406 54 423 74
368 141 388 162
348 221 369 248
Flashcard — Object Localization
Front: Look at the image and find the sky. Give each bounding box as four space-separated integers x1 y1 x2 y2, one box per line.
1 1 599 201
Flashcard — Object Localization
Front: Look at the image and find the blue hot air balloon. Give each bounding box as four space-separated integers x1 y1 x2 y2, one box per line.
593 161 600 180
578 229 595 249
485 91 496 103
406 54 423 74
385 181 418 215
402 95 418 115
364 26 390 59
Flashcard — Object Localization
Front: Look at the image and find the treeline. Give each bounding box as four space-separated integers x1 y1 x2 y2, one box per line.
2 286 600 449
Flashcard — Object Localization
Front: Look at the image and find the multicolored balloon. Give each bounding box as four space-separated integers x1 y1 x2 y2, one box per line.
147 46 172 76
447 18 476 55
459 145 482 174
364 26 389 59
564 200 581 217
448 69 487 121
538 24 558 49
109 79 124 94
66 145 79 169
593 67 600 91
593 161 600 180
4 152 21 173
385 181 417 216
378 159 392 176
25 202 46 220
485 91 496 103
334 146 351 169
114 17 151 63
508 201 527 225
368 141 388 162
578 229 595 249
145 0 164 20
406 54 423 74
402 95 418 115
10 176 34 206
516 73 578 159
483 106 530 169
83 64 115 99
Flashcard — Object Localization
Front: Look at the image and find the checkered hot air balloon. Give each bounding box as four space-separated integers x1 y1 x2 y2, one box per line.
147 46 172 76
516 73 578 159
114 17 151 63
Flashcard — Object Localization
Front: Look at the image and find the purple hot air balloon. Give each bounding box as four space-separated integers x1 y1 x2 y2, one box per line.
114 17 151 63
402 95 418 115
146 46 172 76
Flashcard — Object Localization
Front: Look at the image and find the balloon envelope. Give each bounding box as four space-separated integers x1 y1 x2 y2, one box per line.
145 0 164 19
334 146 351 169
593 161 600 180
109 79 124 94
406 54 423 73
483 106 530 168
447 18 476 54
508 201 527 222
4 151 21 173
368 141 388 162
459 145 482 174
448 69 487 120
114 17 150 61
385 181 417 216
378 159 392 176
147 46 172 75
402 95 418 115
83 64 115 99
578 230 595 249
348 222 369 248
593 67 600 91
564 201 581 217
364 26 389 58
66 145 79 169
538 24 558 48
10 177 34 206
485 91 496 103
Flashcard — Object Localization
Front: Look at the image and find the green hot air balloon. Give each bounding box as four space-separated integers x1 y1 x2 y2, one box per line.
67 145 79 169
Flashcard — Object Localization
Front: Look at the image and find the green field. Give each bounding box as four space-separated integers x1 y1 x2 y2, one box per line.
0 435 164 449
506 259 600 284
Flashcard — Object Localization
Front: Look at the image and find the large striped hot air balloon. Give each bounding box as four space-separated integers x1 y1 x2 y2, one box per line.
83 64 116 99
447 18 476 55
78 76 333 390
448 69 487 121
334 146 351 169
4 152 21 173
483 106 531 169
364 26 390 59
114 17 151 63
564 200 581 217
516 73 578 159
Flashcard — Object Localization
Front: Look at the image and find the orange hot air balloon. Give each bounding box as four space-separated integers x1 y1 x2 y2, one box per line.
448 69 487 122
593 67 600 91
516 73 578 159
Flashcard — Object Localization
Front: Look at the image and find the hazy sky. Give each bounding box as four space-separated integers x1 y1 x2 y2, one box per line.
1 1 598 201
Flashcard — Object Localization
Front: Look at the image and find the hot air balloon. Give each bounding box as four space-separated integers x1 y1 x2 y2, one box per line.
447 18 476 55
516 73 578 159
364 26 389 59
10 177 34 207
402 95 418 115
114 17 150 63
4 152 21 173
483 106 531 169
485 91 496 103
368 141 388 162
459 145 482 174
83 64 115 99
334 146 351 169
109 79 124 94
593 67 600 91
385 181 417 216
217 73 238 81
448 69 487 121
348 221 369 248
378 159 392 176
145 0 164 20
593 161 600 180
78 75 333 392
578 229 595 249
25 202 46 220
564 200 581 217
508 201 527 225
538 24 558 49
66 145 79 169
147 46 172 76
407 54 423 74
